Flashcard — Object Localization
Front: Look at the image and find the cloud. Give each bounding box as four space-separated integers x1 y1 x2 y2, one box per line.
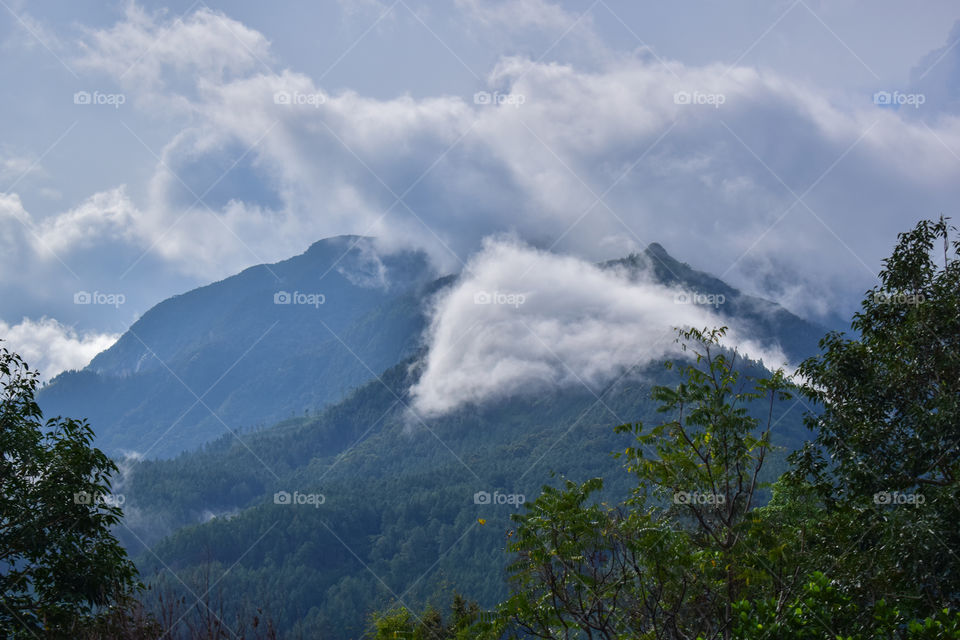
0 187 142 266
456 0 583 33
0 193 32 268
0 317 119 381
408 237 787 418
34 187 140 254
910 19 960 116
4 2 953 327
0 149 42 184
75 3 272 109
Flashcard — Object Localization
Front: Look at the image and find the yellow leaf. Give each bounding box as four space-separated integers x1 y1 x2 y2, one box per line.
478 518 486 525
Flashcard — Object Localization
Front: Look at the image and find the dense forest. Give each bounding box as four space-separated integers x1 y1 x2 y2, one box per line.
2 217 959 638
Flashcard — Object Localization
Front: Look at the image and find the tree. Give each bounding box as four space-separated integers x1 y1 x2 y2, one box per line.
616 327 792 640
793 215 960 494
499 327 793 639
367 593 494 639
0 346 140 636
789 216 960 618
366 217 960 639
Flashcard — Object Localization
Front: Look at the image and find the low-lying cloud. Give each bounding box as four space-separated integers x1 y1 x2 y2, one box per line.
0 317 119 381
409 238 788 418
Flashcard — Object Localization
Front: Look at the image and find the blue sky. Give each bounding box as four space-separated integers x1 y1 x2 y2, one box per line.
2 0 959 379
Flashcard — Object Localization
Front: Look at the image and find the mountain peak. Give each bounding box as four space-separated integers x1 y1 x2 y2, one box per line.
305 234 371 252
645 241 669 257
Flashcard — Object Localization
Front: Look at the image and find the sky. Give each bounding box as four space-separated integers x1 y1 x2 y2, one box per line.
1 0 959 381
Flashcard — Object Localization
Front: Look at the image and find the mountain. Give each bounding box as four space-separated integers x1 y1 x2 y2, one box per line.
607 243 823 365
40 237 825 463
73 238 830 637
39 236 438 458
123 351 808 638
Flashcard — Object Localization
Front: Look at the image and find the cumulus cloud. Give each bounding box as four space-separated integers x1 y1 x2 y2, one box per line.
409 238 788 418
0 317 119 381
75 3 272 103
59 2 960 320
35 187 140 253
0 187 143 268
2 2 955 330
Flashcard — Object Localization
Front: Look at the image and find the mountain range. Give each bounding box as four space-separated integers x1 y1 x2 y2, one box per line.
38 237 828 637
39 236 823 460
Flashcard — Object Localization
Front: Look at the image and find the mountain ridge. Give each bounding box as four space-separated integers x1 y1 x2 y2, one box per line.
39 237 826 460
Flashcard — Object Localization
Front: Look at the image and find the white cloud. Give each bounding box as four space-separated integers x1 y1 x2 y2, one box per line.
11 2 954 323
0 317 119 381
409 237 787 418
0 193 31 266
0 149 41 184
35 187 140 253
0 188 142 265
75 3 272 109
1 9 64 55
456 0 581 33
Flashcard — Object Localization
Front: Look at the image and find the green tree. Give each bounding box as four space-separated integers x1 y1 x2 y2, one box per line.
617 327 792 640
0 346 140 637
732 571 960 640
367 217 960 640
367 593 495 639
790 216 960 618
499 327 792 639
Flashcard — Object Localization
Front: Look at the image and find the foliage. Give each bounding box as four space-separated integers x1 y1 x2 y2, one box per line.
0 346 139 637
789 215 960 620
731 572 960 640
367 593 502 640
371 217 960 640
496 327 792 639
